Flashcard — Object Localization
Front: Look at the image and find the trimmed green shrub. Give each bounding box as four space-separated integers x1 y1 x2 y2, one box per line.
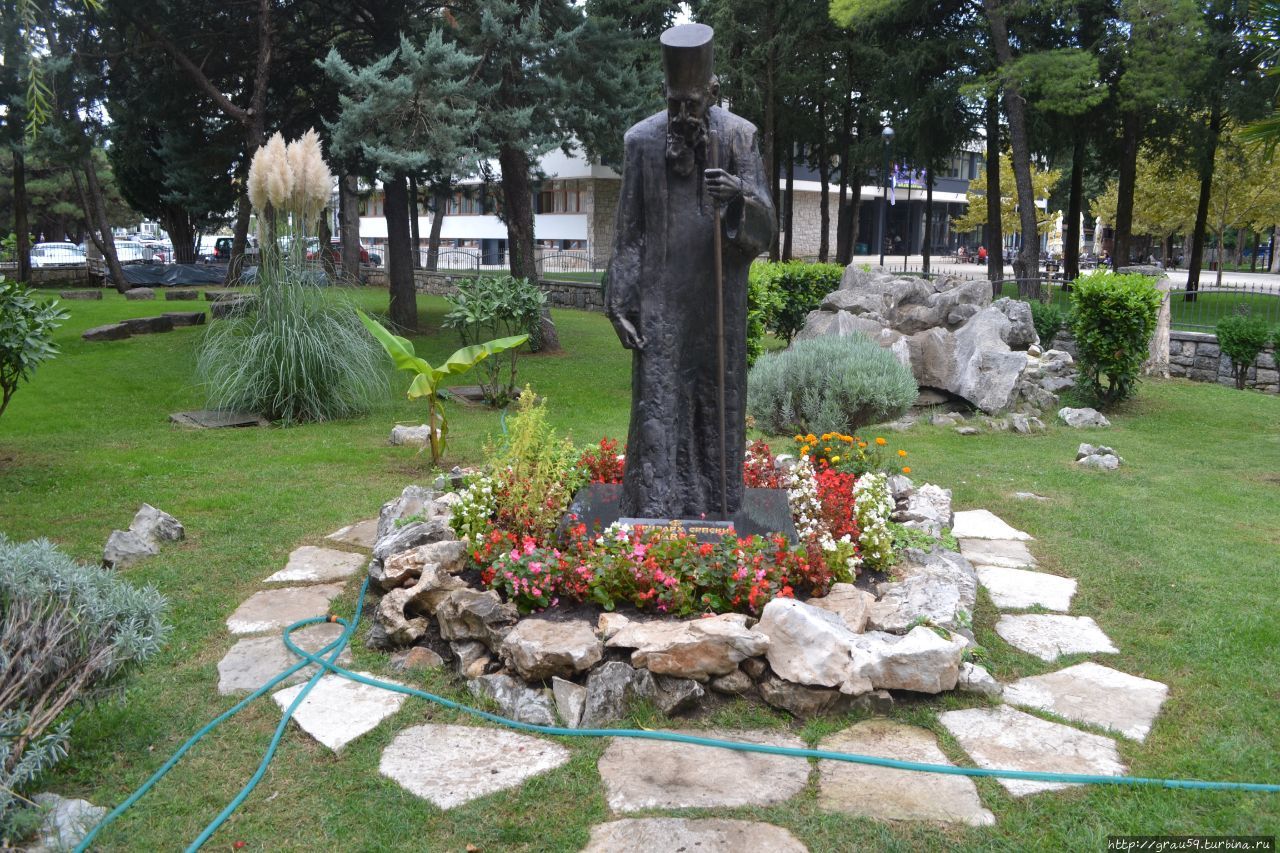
1069 271 1162 407
443 275 545 405
1028 300 1068 346
751 260 844 345
1216 313 1272 390
0 535 168 838
745 266 780 366
748 333 918 435
197 279 387 423
0 278 68 421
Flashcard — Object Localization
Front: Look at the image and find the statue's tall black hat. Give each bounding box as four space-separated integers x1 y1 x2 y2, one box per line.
660 23 714 92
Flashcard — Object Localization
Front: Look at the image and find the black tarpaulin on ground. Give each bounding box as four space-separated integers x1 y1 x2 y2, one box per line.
122 264 228 285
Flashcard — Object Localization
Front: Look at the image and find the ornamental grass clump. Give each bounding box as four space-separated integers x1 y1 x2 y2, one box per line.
0 535 168 840
747 333 918 436
197 130 386 424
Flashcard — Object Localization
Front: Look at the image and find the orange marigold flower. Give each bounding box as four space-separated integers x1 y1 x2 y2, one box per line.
800 444 811 455
902 466 911 474
794 434 803 442
858 441 867 449
898 449 908 457
806 433 817 443
876 437 887 446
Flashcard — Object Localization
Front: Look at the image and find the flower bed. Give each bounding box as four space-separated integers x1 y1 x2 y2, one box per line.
366 391 982 726
446 393 910 618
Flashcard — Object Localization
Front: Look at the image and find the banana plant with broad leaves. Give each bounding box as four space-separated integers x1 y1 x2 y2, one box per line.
357 308 528 465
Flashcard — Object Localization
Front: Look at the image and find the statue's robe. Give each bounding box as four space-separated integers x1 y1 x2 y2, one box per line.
606 106 776 518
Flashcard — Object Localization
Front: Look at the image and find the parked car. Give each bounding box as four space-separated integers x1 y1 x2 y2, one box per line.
114 240 148 264
306 239 370 265
214 236 260 263
30 242 86 267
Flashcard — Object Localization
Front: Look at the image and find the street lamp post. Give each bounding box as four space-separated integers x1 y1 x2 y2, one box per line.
878 125 894 268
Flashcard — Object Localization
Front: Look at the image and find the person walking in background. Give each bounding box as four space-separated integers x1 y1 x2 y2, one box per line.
977 245 987 263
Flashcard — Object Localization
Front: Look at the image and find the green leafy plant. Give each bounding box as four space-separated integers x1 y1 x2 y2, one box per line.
746 266 780 366
748 333 918 435
1069 271 1162 407
487 388 586 539
751 260 844 345
357 308 527 465
1028 300 1069 346
1216 313 1272 390
442 274 544 405
0 279 68 421
0 234 34 264
889 521 959 553
0 535 168 839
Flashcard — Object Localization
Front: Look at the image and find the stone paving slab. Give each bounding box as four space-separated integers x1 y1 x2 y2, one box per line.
226 583 345 635
977 566 1076 612
959 538 1037 569
217 623 353 695
379 724 569 810
597 729 809 812
582 818 808 853
995 614 1118 662
326 518 379 549
1002 662 1169 741
816 720 994 826
273 672 407 752
939 705 1127 796
263 545 366 584
951 510 1033 541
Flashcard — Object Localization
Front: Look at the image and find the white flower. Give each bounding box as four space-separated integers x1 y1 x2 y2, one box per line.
286 128 332 218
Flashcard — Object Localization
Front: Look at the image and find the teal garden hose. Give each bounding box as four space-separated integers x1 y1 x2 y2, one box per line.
75 574 1280 851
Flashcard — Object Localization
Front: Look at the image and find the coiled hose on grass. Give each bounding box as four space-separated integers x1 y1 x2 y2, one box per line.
75 574 1280 851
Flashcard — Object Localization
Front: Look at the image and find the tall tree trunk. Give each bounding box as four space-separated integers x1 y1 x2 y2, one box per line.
318 209 337 279
763 22 779 260
426 181 448 271
80 157 128 292
408 175 421 268
835 73 854 264
817 154 831 264
162 206 196 264
923 169 934 274
12 149 32 283
782 141 795 261
985 93 1005 284
1251 230 1259 272
986 0 1039 294
1065 132 1084 282
339 173 360 281
226 193 252 284
1271 225 1279 273
1186 100 1222 297
384 174 418 330
497 145 537 281
1113 111 1140 272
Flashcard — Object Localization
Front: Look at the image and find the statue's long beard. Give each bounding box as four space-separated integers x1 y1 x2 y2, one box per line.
666 116 707 178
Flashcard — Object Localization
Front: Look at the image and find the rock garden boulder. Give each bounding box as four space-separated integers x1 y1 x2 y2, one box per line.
467 673 557 725
1076 443 1123 470
754 598 872 695
102 503 184 568
82 322 131 342
123 287 155 299
805 583 875 633
1059 406 1110 428
852 627 966 693
891 483 952 536
866 549 977 636
604 613 769 681
581 660 656 726
794 267 1079 415
499 617 603 681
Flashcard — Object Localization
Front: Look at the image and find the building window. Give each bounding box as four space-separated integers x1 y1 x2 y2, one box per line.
535 180 581 214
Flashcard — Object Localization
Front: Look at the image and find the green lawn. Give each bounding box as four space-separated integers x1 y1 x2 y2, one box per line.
2 288 1279 850
997 280 1280 332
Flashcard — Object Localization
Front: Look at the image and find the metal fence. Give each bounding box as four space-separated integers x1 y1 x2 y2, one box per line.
1164 284 1280 332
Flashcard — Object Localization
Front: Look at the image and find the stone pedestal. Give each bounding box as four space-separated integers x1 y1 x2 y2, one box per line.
565 483 797 542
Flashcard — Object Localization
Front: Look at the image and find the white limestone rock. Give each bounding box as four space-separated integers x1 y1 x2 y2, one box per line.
605 613 768 681
1002 661 1169 741
499 617 603 681
995 614 1118 662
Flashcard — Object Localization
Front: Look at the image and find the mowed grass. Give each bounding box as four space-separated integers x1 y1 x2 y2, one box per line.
1 286 1278 850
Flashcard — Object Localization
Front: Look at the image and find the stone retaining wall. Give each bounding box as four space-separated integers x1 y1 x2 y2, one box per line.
1051 329 1278 394
0 262 97 288
364 269 607 313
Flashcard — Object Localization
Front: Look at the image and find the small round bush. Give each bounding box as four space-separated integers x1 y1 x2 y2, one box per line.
1028 300 1068 346
1216 313 1272 390
748 333 918 435
1069 271 1162 408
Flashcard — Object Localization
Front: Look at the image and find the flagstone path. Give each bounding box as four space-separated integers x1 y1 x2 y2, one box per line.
208 504 1171 849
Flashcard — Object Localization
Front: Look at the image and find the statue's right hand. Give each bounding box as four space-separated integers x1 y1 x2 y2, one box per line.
612 316 645 350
